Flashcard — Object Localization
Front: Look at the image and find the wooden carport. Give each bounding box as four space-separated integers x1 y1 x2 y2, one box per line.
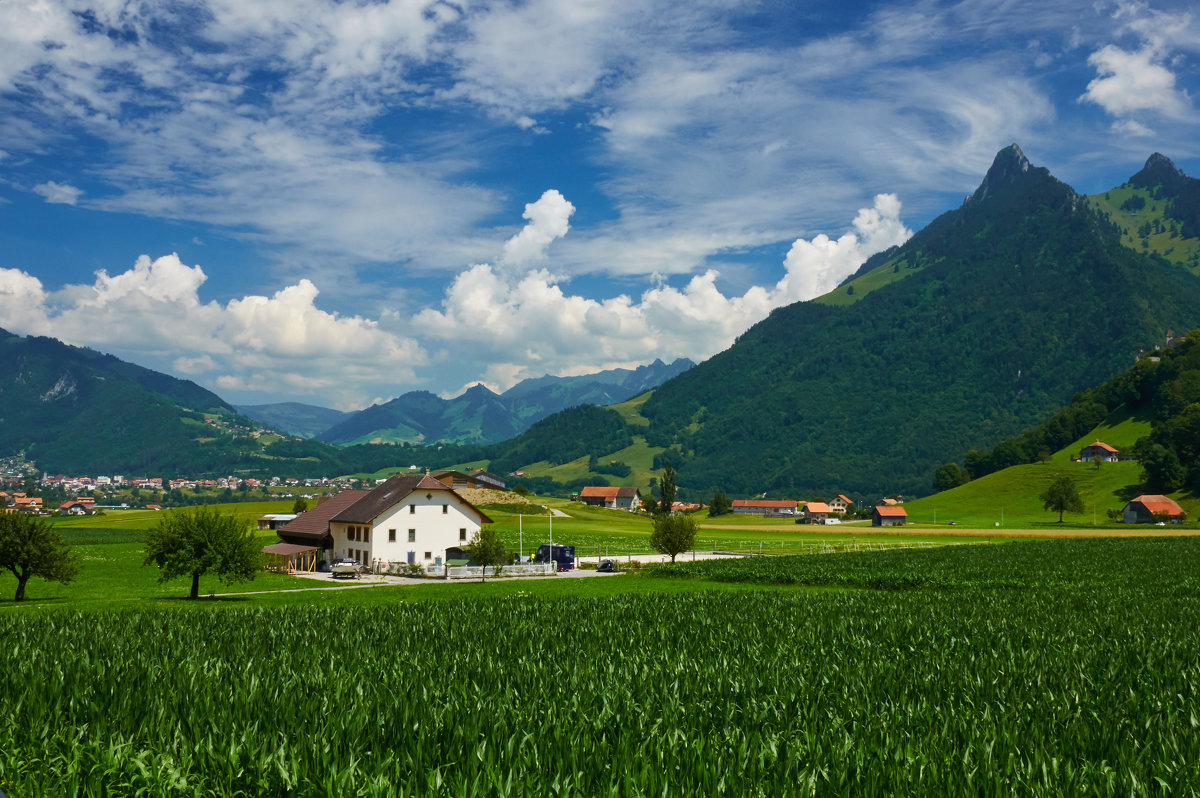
262 542 320 574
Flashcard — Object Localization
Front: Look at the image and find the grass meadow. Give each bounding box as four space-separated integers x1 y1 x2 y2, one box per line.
3 536 1199 795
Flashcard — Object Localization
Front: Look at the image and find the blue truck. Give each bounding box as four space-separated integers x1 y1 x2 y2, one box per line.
534 543 575 571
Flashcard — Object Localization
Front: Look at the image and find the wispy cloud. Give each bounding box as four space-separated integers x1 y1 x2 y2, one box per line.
33 181 82 205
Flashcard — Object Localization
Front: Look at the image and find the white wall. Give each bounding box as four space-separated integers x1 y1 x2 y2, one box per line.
332 488 484 567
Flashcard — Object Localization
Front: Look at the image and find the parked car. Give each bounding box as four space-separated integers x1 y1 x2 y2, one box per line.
330 559 360 579
597 559 618 573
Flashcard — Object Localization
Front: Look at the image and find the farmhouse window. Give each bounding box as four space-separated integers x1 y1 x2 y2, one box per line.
388 529 396 542
459 528 467 541
408 529 416 543
442 504 448 514
410 505 416 514
424 552 432 560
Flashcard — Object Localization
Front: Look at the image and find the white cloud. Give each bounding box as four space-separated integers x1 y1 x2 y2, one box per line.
33 181 83 205
413 192 911 389
1112 118 1155 136
500 189 576 268
1079 44 1181 115
0 254 427 409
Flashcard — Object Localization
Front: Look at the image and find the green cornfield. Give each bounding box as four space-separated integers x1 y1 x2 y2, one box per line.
2 538 1199 795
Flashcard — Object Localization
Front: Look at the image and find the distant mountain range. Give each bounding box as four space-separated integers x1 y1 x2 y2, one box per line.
237 358 694 444
233 402 353 439
7 147 1200 500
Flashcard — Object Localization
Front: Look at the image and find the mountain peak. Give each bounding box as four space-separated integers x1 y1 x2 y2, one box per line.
1130 152 1186 189
968 144 1032 203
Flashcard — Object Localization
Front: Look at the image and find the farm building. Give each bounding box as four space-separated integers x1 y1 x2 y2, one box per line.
1122 495 1185 524
873 506 908 526
802 502 832 524
256 513 297 530
731 499 798 517
1079 440 1120 462
276 473 493 569
578 486 642 511
828 495 853 515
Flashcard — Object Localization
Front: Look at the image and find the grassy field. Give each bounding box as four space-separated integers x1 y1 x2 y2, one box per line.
3 537 1198 795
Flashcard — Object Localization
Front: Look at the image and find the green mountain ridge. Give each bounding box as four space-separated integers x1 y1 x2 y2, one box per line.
582 145 1200 499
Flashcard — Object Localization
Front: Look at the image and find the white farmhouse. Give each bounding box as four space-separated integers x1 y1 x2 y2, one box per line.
277 472 493 570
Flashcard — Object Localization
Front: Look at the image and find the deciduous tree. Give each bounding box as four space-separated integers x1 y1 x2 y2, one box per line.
651 513 696 563
0 513 79 601
142 506 261 599
463 526 506 582
1039 476 1084 523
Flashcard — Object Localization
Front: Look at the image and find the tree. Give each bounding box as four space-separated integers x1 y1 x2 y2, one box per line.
651 513 696 563
654 459 677 515
463 526 506 582
291 497 309 514
932 463 969 492
142 506 261 599
1039 476 1084 523
0 513 79 601
708 492 732 517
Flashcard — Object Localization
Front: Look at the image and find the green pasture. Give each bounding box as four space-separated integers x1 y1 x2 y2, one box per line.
904 460 1159 528
4 538 1199 795
1088 187 1200 270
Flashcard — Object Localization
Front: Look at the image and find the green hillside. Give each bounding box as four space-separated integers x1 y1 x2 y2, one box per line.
628 145 1200 500
914 330 1200 527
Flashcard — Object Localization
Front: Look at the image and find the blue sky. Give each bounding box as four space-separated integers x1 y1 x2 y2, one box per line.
1 0 1198 410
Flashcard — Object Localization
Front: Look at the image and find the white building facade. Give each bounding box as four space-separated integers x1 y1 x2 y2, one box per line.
330 473 491 569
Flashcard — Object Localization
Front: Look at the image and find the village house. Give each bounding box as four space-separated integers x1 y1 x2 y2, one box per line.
11 494 43 513
276 473 492 569
828 495 854 515
578 486 642 511
1079 440 1120 462
873 505 908 526
731 499 798 517
802 502 833 524
1122 494 1186 524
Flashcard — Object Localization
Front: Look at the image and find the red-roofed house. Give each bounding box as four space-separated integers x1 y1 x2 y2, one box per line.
579 486 642 511
802 502 832 524
873 505 908 526
828 495 854 515
1080 440 1120 462
1123 495 1185 524
731 499 798 517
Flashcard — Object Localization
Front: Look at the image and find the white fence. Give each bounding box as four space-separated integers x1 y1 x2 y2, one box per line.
444 562 554 580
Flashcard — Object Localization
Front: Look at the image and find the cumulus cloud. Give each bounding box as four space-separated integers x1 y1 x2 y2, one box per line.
0 254 426 409
33 181 83 205
1079 44 1182 115
500 189 576 268
414 192 911 388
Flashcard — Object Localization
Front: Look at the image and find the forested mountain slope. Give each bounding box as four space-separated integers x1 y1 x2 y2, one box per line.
634 145 1200 498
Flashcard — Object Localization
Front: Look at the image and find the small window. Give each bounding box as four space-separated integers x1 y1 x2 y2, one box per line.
459 528 467 541
442 504 448 514
424 551 432 560
388 529 396 542
408 529 416 543
409 505 416 514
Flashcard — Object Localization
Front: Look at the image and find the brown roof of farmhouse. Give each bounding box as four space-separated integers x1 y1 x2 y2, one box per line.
278 490 368 539
331 473 493 525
